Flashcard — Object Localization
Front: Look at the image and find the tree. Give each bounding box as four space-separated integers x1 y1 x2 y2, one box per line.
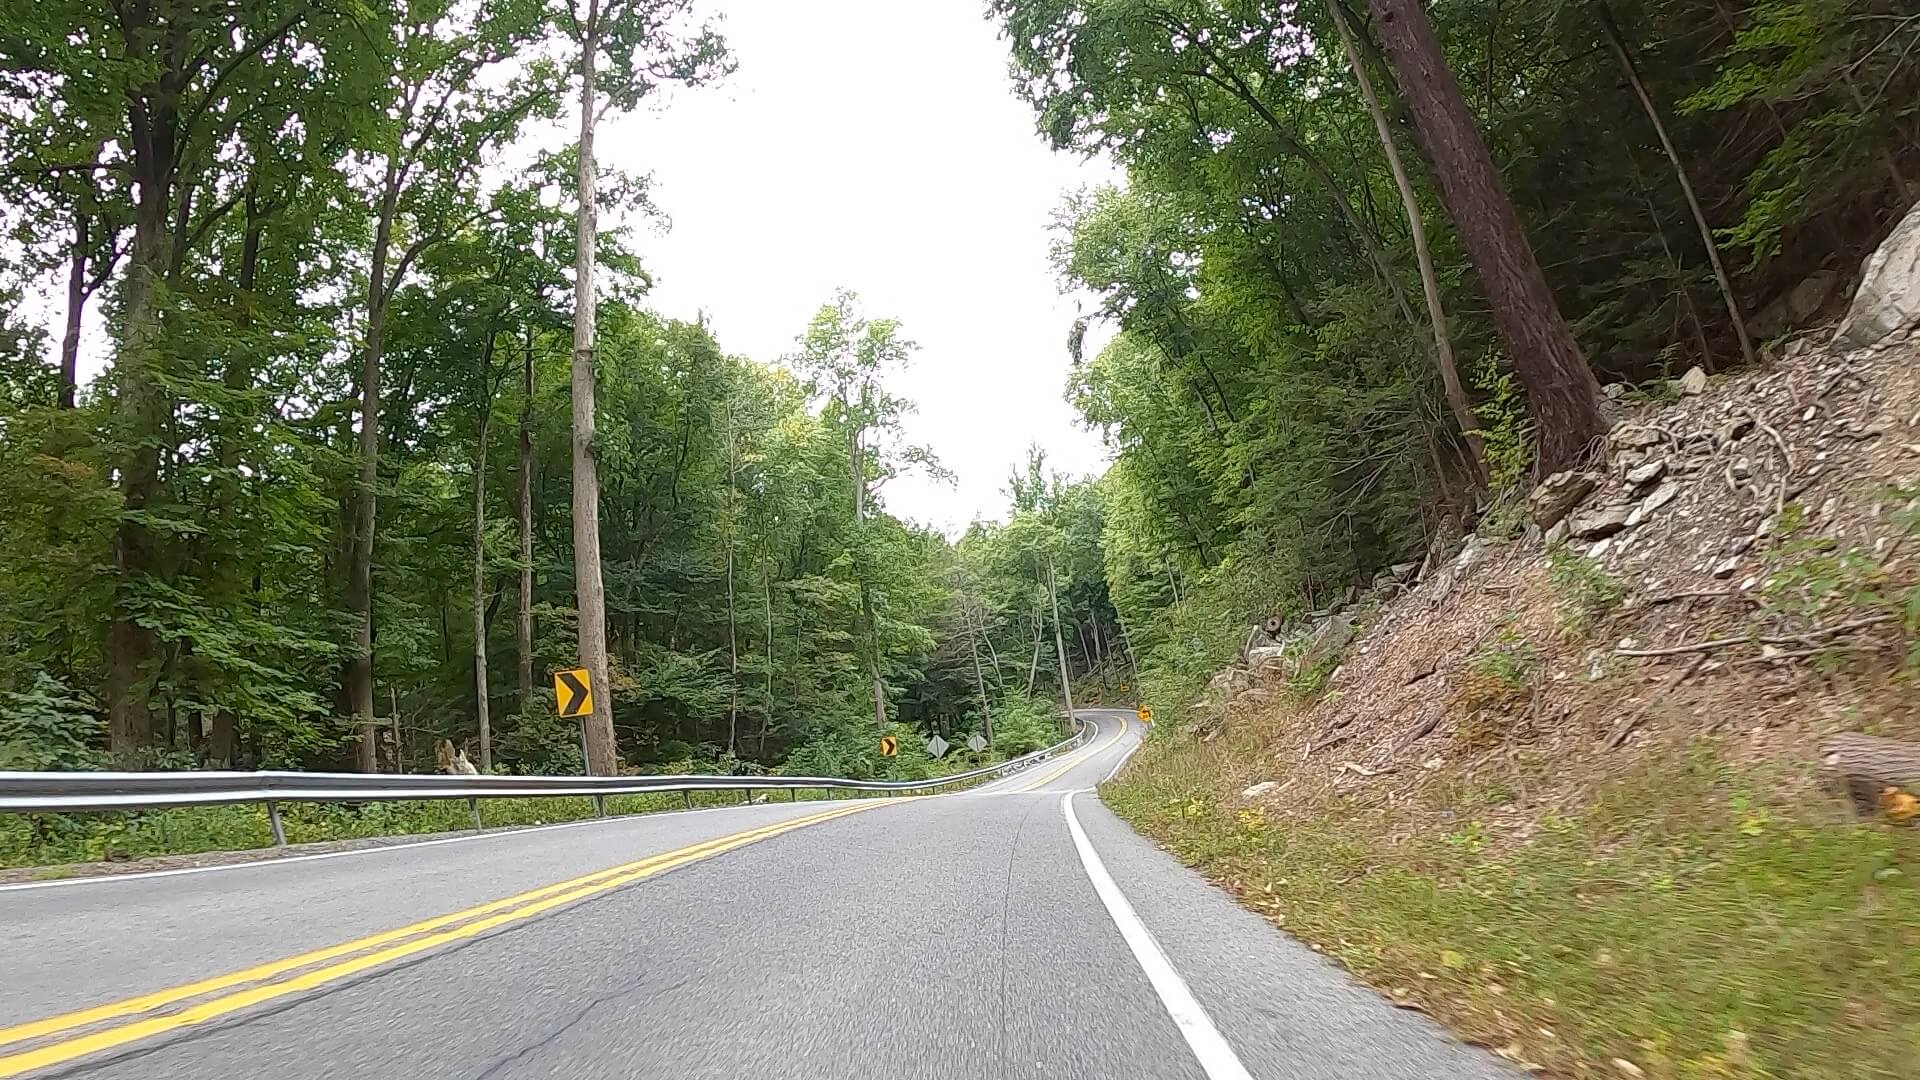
1366 0 1608 472
557 0 730 775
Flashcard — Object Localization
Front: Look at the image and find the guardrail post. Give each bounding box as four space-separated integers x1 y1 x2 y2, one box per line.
681 790 693 811
743 788 752 805
467 796 483 832
592 794 607 818
266 800 286 847
789 788 797 802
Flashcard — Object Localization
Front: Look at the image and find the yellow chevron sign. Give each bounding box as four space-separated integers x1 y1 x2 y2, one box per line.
554 668 593 718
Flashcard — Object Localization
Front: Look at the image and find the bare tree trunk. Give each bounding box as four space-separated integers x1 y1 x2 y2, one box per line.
517 327 534 704
346 181 400 774
1048 558 1076 722
571 9 619 776
1593 0 1753 366
472 398 492 773
964 601 993 745
850 425 887 729
758 559 774 756
1368 0 1608 472
724 405 739 755
1330 0 1486 483
1025 593 1043 696
57 215 89 410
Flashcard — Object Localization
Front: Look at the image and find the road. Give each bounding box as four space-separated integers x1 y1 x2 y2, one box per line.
0 710 1511 1079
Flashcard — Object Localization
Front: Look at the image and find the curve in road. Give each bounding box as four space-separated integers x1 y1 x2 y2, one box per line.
0 709 1511 1079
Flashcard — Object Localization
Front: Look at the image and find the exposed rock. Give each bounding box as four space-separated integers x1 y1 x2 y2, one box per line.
1300 612 1356 670
1601 382 1628 400
1610 424 1663 451
1242 780 1281 799
1835 199 1920 349
1626 481 1680 527
1754 270 1840 339
1570 503 1633 539
1210 666 1254 698
1716 415 1754 446
1454 534 1489 570
1624 459 1667 487
1711 555 1742 578
1529 470 1601 529
1246 644 1289 669
1678 365 1708 396
1389 561 1419 582
1544 518 1571 547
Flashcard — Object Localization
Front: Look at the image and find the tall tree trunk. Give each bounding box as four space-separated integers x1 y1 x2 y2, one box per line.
1025 593 1043 696
963 603 993 745
1330 0 1487 483
472 400 492 773
105 147 175 768
850 425 887 729
724 406 739 755
1368 0 1608 472
57 215 89 410
517 327 534 704
346 182 400 774
1592 0 1753 367
571 11 619 776
758 559 774 757
1047 558 1076 722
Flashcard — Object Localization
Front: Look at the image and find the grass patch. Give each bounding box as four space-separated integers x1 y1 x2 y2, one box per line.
1104 733 1920 1078
1549 547 1625 636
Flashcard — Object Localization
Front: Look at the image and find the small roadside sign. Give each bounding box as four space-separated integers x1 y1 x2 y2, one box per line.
554 668 593 718
966 733 987 754
1137 705 1154 724
926 734 950 759
879 735 898 757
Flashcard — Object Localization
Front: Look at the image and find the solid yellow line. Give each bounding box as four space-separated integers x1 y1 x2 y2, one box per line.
1009 716 1127 793
0 802 878 1077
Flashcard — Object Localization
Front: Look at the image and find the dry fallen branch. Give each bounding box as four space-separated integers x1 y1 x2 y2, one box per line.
1337 760 1392 778
1391 706 1444 755
1645 588 1738 605
1306 728 1356 756
1616 614 1898 657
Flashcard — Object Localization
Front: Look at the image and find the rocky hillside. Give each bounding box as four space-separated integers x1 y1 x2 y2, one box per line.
1107 203 1920 1078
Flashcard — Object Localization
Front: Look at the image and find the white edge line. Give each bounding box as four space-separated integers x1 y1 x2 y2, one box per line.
1062 790 1255 1080
0 797 850 894
1100 722 1144 784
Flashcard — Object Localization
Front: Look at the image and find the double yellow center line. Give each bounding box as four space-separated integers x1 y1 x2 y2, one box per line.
0 801 881 1078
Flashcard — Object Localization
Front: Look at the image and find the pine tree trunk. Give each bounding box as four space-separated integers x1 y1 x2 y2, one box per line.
472 401 492 773
1592 0 1753 367
1367 0 1607 473
57 215 88 410
571 9 619 776
1330 0 1486 483
517 328 534 704
758 559 774 757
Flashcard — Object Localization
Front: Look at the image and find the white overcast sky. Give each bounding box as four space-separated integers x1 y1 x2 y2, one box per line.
608 0 1118 532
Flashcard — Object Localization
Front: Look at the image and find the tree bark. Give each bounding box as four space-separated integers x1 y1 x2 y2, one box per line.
517 327 535 704
965 603 993 746
57 215 89 410
758 558 774 757
346 178 400 774
1330 0 1486 483
1821 732 1920 819
105 133 175 768
1367 0 1607 472
571 9 619 775
724 405 739 755
472 391 492 773
1592 0 1753 367
1048 557 1076 722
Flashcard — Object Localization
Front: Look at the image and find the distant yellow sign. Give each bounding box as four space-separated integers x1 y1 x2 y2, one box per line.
879 735 899 758
554 668 593 718
1137 705 1154 724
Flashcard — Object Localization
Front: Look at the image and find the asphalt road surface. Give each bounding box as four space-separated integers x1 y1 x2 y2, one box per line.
0 710 1513 1079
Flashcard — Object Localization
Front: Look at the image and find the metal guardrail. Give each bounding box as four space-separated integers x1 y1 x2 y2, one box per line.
0 719 1092 846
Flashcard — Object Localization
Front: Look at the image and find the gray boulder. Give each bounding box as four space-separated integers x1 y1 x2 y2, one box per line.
1529 470 1601 529
1835 200 1920 349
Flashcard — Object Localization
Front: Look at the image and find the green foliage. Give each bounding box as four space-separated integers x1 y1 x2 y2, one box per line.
0 674 102 771
1471 350 1535 496
1548 548 1626 635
